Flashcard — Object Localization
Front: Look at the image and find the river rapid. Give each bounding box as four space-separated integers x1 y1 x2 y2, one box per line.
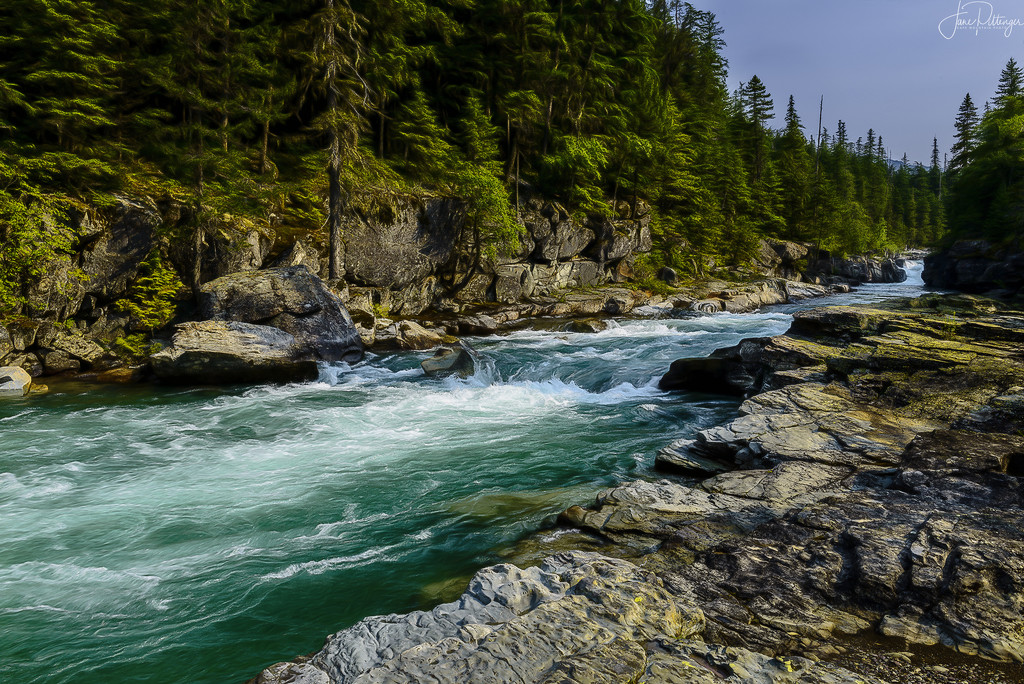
0 264 925 683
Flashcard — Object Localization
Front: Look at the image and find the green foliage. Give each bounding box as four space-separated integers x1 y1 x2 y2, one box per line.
0 189 81 319
541 135 610 216
945 59 1024 242
114 250 185 333
0 0 944 289
113 333 162 361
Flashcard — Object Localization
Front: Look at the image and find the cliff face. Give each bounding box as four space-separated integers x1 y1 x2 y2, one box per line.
0 194 655 378
923 239 1024 297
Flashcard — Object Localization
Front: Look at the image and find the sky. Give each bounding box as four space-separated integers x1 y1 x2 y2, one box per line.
694 0 1024 165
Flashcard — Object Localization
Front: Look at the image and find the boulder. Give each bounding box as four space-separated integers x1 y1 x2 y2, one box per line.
7 353 43 377
5 321 37 352
659 337 776 396
453 273 494 303
880 258 907 283
493 264 535 303
530 262 575 293
565 318 609 333
345 198 463 289
533 215 595 261
199 265 363 363
80 196 160 300
50 332 105 365
772 240 809 264
458 315 499 335
151 321 318 385
42 351 81 374
393 321 445 350
752 239 783 274
0 366 32 397
421 342 478 378
569 259 604 288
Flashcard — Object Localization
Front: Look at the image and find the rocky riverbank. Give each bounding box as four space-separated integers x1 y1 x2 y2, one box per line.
254 292 1024 683
0 192 909 389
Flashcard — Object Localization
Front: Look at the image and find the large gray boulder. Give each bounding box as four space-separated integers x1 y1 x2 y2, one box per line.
151 321 318 385
0 366 32 397
345 199 463 289
199 265 363 363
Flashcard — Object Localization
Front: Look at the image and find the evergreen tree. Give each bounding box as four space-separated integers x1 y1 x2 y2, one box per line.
929 137 942 196
949 92 979 173
995 57 1023 103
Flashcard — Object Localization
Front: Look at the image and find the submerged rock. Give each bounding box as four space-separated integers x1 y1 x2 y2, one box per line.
565 318 609 333
151 321 318 385
0 366 32 397
421 342 478 379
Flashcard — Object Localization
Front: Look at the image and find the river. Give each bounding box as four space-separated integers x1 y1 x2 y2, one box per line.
0 263 925 683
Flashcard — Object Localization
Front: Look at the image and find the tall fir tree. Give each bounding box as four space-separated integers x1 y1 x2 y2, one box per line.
949 92 979 174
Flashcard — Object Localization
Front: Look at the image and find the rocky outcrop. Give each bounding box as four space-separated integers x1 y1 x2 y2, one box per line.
923 239 1024 297
256 551 880 684
345 199 464 289
341 199 655 316
249 297 1024 684
566 295 1024 665
79 196 161 299
199 265 363 363
685 280 846 316
151 321 318 384
805 253 907 286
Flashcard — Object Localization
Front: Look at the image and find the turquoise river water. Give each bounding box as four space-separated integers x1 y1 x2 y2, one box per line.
0 264 924 683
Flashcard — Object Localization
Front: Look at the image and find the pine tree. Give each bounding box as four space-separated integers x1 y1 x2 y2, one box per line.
929 137 942 196
776 95 812 239
995 57 1023 104
949 93 979 173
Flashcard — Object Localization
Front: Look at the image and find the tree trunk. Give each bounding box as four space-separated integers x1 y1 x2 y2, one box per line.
326 0 344 282
260 88 273 175
328 98 344 282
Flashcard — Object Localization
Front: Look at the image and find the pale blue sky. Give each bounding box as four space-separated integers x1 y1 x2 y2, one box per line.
695 0 1024 164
